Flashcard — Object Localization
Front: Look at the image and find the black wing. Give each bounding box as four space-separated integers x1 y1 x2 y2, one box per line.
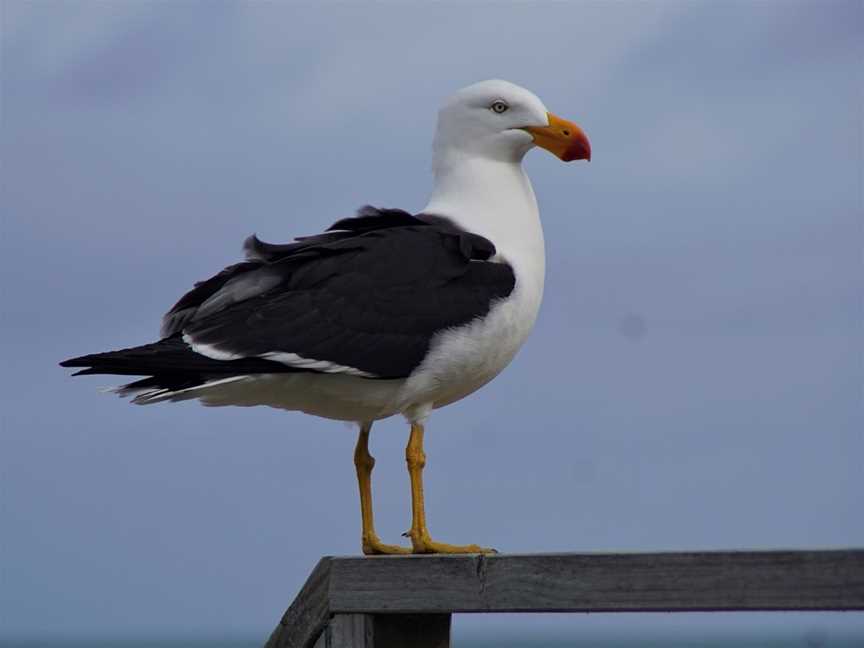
180 208 514 378
62 207 515 382
159 207 434 337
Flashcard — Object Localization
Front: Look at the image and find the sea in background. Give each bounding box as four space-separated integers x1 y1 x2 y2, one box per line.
2 634 863 648
3 613 862 647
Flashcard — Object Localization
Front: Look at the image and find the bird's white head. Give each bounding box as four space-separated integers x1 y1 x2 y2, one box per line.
432 79 591 167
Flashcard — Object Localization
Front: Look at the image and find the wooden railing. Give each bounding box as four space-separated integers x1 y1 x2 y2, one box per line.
265 549 864 648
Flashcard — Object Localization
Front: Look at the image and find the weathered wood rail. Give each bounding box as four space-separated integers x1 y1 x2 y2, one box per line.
265 549 864 648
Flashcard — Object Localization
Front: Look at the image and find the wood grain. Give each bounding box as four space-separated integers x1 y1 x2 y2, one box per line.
327 614 374 648
266 557 333 648
267 549 864 647
328 550 864 613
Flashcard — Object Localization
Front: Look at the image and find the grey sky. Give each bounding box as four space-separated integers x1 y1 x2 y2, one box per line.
2 0 862 642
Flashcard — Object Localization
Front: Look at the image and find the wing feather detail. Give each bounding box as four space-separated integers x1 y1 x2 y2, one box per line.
166 207 515 379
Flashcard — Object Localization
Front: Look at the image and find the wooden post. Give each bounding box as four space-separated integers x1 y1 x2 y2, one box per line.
265 549 864 648
313 613 450 648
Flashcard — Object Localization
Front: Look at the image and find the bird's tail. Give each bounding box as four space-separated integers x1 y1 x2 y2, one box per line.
61 336 202 377
60 335 295 404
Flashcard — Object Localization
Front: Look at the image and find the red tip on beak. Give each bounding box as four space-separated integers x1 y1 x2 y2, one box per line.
563 130 591 162
524 112 591 163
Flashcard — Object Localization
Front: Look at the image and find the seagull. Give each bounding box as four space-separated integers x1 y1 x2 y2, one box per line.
61 80 591 555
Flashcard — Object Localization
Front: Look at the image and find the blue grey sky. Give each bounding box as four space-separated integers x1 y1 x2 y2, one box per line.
2 0 862 642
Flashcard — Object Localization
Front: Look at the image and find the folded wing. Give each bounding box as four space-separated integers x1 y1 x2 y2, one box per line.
61 207 516 388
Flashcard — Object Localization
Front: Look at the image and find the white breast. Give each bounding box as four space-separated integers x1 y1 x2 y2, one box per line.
395 155 546 419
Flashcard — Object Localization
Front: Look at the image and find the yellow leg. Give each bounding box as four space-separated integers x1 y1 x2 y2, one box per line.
404 422 496 554
354 423 409 555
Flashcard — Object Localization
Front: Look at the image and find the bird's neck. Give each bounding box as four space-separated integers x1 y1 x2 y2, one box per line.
424 153 545 291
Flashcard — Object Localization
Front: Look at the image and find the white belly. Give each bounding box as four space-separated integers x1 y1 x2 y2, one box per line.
395 274 542 416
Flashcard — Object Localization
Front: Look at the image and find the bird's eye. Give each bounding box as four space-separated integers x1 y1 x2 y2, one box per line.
490 101 509 114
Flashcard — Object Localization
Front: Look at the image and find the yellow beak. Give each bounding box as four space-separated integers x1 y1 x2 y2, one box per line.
523 112 591 162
